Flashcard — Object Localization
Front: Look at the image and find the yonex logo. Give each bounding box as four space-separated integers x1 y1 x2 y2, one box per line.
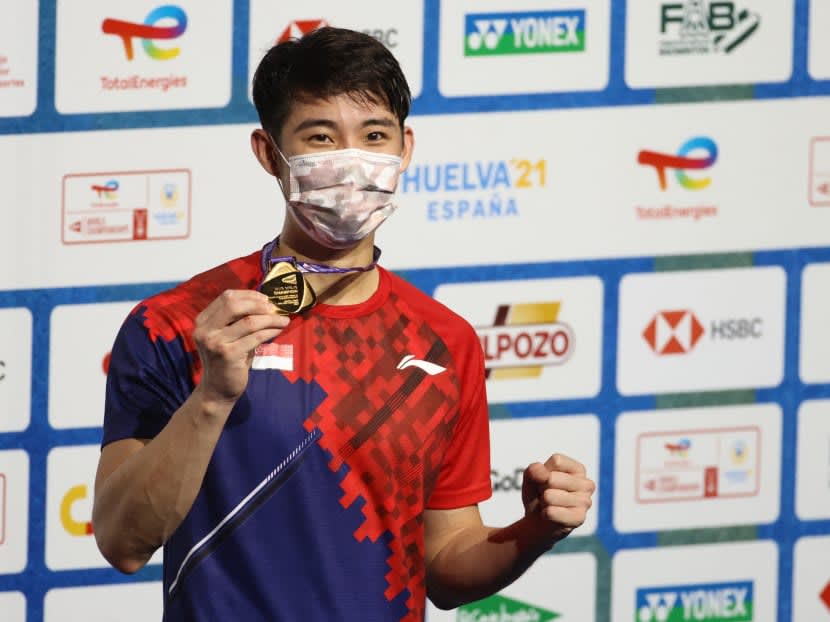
396 354 446 376
643 310 705 355
636 580 753 621
464 10 586 56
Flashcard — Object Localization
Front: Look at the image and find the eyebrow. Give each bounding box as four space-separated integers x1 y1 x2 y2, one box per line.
290 117 397 134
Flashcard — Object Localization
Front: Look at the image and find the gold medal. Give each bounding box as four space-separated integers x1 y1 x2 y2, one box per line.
261 261 317 315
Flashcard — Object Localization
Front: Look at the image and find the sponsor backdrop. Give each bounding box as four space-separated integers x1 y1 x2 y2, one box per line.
1 1 829 620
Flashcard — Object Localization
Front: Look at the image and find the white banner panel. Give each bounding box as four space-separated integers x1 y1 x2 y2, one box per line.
0 592 25 622
800 262 830 383
612 541 778 622
617 267 786 395
439 0 610 95
626 0 793 88
793 535 830 621
248 0 423 99
615 403 781 533
480 415 599 535
0 308 32 433
49 301 137 429
45 445 162 570
44 582 163 622
427 552 596 621
796 399 830 520
4 97 830 290
55 0 232 113
0 450 29 575
0 1 37 117
810 0 830 80
434 277 603 403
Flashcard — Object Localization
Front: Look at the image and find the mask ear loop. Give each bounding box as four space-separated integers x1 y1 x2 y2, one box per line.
267 134 291 200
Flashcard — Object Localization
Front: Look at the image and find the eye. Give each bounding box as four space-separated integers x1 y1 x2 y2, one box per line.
309 133 333 144
366 131 387 142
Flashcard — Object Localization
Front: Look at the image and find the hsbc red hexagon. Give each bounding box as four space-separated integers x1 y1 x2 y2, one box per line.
642 310 705 355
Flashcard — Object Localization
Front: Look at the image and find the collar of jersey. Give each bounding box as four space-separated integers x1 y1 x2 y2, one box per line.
301 265 391 319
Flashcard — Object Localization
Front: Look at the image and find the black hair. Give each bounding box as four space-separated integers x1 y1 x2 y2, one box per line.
252 27 411 143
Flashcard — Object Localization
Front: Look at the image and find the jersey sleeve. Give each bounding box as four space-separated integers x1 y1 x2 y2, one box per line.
426 327 492 509
102 306 192 447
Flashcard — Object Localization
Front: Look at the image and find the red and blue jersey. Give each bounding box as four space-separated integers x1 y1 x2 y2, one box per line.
103 245 492 621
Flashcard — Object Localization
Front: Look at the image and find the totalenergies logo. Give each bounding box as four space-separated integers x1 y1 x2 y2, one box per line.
638 136 719 191
60 484 93 536
102 5 188 61
665 438 692 458
478 301 573 380
91 179 119 201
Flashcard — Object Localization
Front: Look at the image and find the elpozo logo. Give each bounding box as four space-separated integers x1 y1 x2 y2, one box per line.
458 594 561 621
401 158 546 222
636 580 753 621
658 1 760 56
479 301 573 380
464 10 585 56
636 136 719 222
99 5 188 93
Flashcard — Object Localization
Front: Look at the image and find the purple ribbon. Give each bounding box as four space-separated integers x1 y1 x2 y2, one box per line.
260 237 381 275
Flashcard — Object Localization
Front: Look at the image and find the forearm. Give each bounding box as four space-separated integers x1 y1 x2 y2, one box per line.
427 515 557 610
92 386 233 573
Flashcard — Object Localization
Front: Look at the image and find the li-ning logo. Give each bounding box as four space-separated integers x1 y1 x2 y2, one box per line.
396 355 446 376
643 310 705 355
102 5 188 61
638 137 719 191
464 10 585 56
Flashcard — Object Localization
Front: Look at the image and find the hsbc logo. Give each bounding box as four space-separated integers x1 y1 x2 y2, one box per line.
277 19 328 43
618 267 784 396
276 19 399 48
643 310 763 355
643 309 704 354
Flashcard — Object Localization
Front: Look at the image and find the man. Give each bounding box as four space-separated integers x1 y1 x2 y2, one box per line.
93 27 595 621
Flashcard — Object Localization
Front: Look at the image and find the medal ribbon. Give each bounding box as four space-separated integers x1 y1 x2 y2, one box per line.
260 237 381 275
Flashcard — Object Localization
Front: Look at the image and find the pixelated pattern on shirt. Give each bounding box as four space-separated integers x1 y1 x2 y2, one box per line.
137 252 263 386
285 292 461 622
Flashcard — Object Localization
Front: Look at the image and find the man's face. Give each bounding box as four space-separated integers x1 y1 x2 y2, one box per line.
269 93 414 190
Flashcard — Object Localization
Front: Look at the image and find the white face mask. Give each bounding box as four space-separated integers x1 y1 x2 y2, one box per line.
276 146 403 250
